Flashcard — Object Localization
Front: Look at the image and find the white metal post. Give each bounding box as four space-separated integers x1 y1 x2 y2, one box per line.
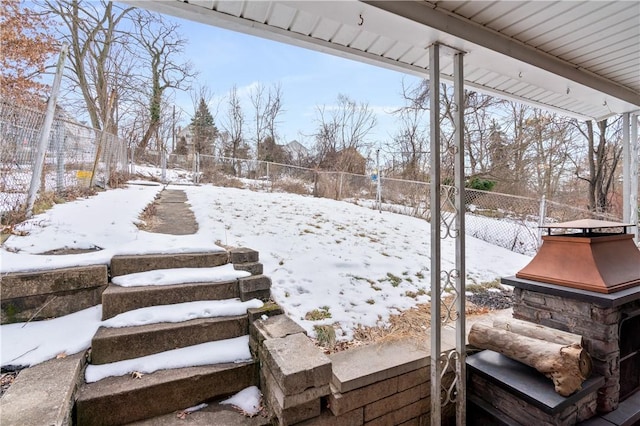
537 195 547 248
633 115 639 242
429 43 442 426
623 113 630 226
430 43 467 426
376 148 382 213
453 50 466 426
25 43 68 217
623 113 639 243
631 115 638 242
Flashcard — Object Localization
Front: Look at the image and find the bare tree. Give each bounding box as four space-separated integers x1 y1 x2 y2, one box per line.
264 83 283 146
131 10 195 153
249 83 267 160
397 77 620 208
312 94 376 173
40 0 136 133
221 85 248 175
389 106 428 180
525 110 575 198
250 82 284 161
461 92 503 177
573 117 623 213
484 101 537 195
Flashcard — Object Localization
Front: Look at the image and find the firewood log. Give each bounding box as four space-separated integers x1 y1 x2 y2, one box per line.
468 322 592 396
492 318 583 346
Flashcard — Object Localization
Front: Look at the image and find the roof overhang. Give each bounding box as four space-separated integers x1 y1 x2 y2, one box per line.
124 0 640 121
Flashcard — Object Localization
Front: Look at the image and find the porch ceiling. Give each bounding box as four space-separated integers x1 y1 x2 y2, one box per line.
126 0 640 121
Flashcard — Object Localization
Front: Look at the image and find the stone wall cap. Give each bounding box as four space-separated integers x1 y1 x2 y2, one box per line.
328 338 435 393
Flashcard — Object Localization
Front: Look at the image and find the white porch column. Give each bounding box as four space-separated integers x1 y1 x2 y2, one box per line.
429 43 467 426
623 114 639 241
429 43 443 426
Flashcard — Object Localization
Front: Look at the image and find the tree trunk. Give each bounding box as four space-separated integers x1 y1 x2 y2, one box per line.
468 322 592 396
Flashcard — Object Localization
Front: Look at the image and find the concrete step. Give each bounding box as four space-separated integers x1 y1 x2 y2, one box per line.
0 352 85 426
126 400 271 425
101 281 240 320
1 265 107 324
76 361 258 426
110 252 229 277
91 315 249 364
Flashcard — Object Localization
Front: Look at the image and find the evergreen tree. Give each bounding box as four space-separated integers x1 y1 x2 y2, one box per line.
191 97 218 155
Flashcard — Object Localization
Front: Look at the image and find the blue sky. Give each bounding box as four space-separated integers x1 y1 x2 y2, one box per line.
169 15 423 148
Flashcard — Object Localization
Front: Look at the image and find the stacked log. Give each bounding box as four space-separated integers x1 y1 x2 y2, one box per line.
468 318 592 396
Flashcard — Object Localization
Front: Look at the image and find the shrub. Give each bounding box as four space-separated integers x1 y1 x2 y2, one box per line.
305 307 332 321
272 178 310 195
314 325 336 347
467 177 496 192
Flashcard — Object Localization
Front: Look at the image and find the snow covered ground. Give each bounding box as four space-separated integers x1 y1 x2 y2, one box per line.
1 180 532 369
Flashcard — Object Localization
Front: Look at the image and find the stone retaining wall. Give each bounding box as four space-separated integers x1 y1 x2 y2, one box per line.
1 265 107 324
250 313 454 425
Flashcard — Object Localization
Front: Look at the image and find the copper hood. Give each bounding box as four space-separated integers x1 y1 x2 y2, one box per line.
516 219 640 294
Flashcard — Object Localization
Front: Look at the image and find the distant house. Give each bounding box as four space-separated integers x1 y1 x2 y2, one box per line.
282 140 310 166
175 125 194 155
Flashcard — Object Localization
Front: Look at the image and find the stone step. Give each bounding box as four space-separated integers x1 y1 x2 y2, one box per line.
1 265 107 324
126 400 271 425
0 352 85 426
76 361 258 426
91 315 249 364
101 281 240 320
110 252 229 277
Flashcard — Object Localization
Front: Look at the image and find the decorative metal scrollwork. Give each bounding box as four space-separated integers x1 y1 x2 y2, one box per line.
440 185 460 239
439 350 460 405
440 269 460 323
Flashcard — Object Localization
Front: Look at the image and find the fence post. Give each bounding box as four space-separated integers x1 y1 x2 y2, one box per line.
537 195 547 248
313 171 318 197
193 152 200 184
104 135 112 186
161 148 167 183
376 149 382 213
129 146 135 174
25 43 68 218
55 119 65 193
338 172 343 200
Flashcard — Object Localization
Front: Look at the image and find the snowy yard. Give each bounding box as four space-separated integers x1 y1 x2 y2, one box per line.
1 181 531 368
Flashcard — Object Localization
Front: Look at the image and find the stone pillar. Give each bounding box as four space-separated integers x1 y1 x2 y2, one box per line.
512 288 623 412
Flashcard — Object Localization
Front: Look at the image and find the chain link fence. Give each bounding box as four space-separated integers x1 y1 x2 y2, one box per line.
0 101 128 219
173 154 621 256
3 102 627 254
